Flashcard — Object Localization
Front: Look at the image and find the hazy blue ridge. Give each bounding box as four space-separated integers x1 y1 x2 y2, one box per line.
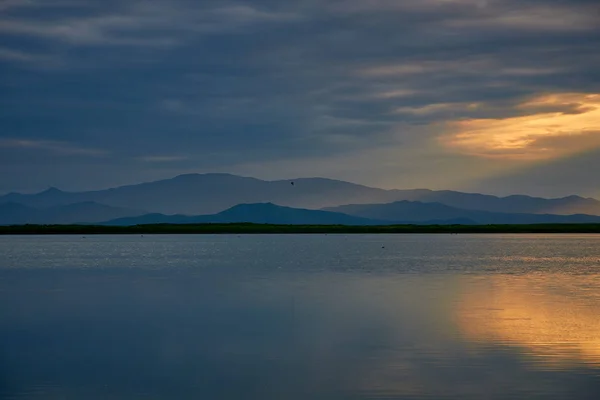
1 173 599 216
0 201 146 225
102 203 390 226
324 200 600 225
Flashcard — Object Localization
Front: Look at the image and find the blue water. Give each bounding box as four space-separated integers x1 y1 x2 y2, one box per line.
1 234 600 399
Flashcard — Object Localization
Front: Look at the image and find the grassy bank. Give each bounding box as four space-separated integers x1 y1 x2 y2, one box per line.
2 223 600 234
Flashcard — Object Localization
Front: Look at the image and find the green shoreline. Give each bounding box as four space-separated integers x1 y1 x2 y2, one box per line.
2 223 600 235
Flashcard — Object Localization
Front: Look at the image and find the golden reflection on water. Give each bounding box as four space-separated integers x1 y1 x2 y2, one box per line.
456 273 600 369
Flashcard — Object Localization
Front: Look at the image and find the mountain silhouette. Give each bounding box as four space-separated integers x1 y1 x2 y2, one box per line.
103 203 388 226
0 201 146 225
324 201 600 225
103 201 600 226
1 173 599 217
389 189 600 215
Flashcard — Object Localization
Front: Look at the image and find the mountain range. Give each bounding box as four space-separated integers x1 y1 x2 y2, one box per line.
0 201 145 225
104 203 387 226
1 173 600 225
324 201 600 225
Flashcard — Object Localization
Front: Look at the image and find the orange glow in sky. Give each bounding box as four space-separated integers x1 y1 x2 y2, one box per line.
442 93 600 160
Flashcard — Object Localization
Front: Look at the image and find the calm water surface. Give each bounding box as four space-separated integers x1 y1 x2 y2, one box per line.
1 234 600 399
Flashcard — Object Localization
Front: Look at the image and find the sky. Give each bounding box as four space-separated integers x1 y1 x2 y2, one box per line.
1 0 599 197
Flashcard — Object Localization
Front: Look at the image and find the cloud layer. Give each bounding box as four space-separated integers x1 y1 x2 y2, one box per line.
1 0 599 195
442 93 600 159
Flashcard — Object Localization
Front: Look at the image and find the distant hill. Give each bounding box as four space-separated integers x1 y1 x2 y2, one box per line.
103 201 600 227
103 203 389 226
1 173 599 216
0 174 398 215
103 213 194 226
0 203 38 225
389 189 600 215
324 200 600 225
0 187 76 209
4 198 598 226
0 201 146 225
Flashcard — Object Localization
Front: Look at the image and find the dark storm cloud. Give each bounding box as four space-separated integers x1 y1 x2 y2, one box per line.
0 0 599 193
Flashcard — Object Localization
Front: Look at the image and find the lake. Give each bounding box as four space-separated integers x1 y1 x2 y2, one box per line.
1 234 599 399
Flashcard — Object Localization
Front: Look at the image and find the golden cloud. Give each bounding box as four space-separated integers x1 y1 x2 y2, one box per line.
441 93 600 160
456 274 600 368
